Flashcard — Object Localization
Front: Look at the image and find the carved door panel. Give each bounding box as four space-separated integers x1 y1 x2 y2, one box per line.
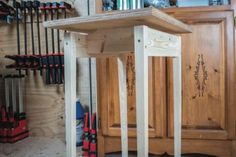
97 55 167 137
168 11 235 140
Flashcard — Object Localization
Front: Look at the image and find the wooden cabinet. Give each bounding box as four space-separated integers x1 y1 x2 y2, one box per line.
96 8 236 157
167 10 235 140
97 56 167 138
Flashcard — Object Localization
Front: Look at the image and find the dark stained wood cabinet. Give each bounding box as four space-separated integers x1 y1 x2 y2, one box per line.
96 7 236 157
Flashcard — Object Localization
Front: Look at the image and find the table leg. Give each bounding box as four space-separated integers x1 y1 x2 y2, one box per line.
173 55 182 157
134 26 149 157
117 56 128 157
64 33 77 157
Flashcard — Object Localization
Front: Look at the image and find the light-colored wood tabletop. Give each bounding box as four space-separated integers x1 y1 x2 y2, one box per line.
43 7 191 34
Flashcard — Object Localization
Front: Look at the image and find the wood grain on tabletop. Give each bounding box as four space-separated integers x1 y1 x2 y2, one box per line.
43 7 192 34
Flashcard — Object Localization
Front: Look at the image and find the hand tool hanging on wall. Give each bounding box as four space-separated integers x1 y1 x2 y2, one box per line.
4 76 11 126
26 1 36 75
0 1 14 24
21 0 28 75
52 2 62 84
87 0 94 132
59 1 71 19
5 54 39 70
0 76 9 143
86 4 98 156
1 77 6 143
33 0 42 75
0 75 28 143
46 2 56 84
89 113 97 157
4 1 72 85
0 76 10 143
13 0 21 75
8 76 17 131
18 75 26 120
0 105 7 143
82 112 97 156
40 2 50 84
0 1 14 13
82 112 90 157
7 75 29 143
58 1 72 84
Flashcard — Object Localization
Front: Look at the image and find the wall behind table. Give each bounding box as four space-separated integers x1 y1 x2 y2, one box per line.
0 0 79 140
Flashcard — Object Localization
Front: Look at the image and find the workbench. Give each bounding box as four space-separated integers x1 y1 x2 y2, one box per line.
44 7 191 157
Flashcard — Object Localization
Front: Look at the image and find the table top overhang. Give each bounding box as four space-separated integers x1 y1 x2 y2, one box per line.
43 7 192 34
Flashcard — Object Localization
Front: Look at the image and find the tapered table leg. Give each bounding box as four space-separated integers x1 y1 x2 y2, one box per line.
173 55 182 157
117 56 128 157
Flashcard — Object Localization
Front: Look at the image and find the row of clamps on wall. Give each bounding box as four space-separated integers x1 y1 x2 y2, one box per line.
4 0 72 85
0 75 29 143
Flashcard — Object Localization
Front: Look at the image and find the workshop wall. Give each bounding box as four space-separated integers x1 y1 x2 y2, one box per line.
0 0 97 140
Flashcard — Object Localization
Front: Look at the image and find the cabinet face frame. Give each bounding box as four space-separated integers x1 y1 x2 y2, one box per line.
96 57 167 138
168 11 235 140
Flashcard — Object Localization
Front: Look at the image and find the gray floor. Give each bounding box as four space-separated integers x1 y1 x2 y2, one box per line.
0 137 216 157
106 152 216 157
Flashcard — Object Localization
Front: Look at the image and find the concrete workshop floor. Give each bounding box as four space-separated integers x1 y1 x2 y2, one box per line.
0 137 215 157
0 137 84 157
0 137 68 157
106 153 215 157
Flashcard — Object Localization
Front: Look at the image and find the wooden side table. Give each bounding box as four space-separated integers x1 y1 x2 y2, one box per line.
44 7 191 157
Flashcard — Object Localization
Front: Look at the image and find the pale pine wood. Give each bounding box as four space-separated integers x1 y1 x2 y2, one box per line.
134 25 149 157
43 7 191 34
173 55 182 157
133 25 182 157
87 27 134 55
86 26 181 56
117 56 128 157
64 33 77 157
145 27 180 57
143 26 182 156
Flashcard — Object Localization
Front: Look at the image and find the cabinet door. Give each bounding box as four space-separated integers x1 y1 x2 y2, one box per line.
168 11 235 140
97 55 166 138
